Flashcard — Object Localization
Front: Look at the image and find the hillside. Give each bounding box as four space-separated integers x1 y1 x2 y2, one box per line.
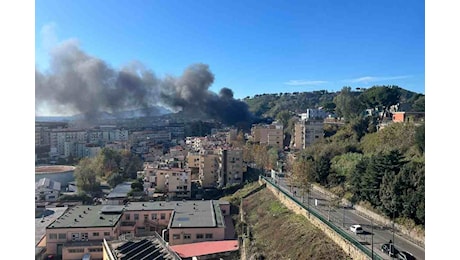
243 86 424 119
226 183 350 259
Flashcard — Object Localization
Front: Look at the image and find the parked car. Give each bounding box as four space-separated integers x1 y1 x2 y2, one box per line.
397 250 416 260
349 224 364 234
381 243 399 257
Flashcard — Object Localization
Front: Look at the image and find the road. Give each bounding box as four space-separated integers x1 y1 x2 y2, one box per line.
274 176 425 260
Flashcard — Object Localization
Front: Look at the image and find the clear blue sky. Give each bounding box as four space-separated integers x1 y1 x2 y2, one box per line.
35 0 425 100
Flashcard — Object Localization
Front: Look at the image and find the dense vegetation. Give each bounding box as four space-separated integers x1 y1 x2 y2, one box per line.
73 148 143 194
244 86 425 229
244 85 424 121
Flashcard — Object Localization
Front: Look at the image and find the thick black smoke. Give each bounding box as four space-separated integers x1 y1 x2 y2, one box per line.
35 40 255 127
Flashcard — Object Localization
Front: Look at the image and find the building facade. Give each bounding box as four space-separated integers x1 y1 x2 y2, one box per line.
293 119 324 150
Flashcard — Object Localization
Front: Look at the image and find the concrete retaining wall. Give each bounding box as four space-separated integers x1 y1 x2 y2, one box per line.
261 179 370 260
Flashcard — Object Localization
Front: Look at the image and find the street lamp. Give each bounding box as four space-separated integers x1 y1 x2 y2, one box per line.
371 218 374 260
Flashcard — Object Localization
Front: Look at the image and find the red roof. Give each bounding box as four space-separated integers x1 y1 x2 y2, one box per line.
170 240 239 258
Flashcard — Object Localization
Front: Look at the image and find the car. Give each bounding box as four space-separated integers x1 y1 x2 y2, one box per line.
349 224 364 234
381 243 399 257
397 250 416 260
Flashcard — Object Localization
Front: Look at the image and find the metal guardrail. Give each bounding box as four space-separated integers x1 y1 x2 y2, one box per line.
261 176 383 260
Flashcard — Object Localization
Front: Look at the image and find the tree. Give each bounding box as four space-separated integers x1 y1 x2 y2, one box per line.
333 87 365 120
131 178 144 192
359 85 401 109
415 123 425 154
275 110 291 130
74 157 100 193
107 172 124 188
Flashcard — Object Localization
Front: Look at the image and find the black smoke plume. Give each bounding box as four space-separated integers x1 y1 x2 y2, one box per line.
35 40 255 127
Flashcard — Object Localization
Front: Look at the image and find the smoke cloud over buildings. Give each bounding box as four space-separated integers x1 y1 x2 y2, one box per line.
35 40 254 126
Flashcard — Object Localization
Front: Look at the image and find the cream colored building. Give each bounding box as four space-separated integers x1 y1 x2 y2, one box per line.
251 123 284 149
199 150 219 188
144 167 192 199
293 119 324 149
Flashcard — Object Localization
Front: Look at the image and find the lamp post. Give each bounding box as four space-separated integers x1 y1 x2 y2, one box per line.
371 218 374 260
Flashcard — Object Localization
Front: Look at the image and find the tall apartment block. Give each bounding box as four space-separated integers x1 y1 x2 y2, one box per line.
293 119 324 150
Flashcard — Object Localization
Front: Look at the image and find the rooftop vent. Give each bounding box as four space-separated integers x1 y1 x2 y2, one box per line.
100 216 104 220
74 219 78 222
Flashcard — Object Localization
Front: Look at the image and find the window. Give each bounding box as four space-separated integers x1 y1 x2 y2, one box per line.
89 248 102 252
71 233 79 241
134 214 139 220
58 233 66 239
104 232 110 237
81 233 88 241
160 213 166 220
93 232 99 237
125 214 130 220
196 234 204 239
151 213 157 220
144 214 148 220
222 210 226 214
173 234 180 240
49 233 57 240
184 234 191 239
205 233 213 239
68 248 84 253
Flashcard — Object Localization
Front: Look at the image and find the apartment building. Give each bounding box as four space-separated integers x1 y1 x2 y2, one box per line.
36 178 61 202
199 150 219 188
293 119 324 150
154 168 192 198
187 152 200 178
299 108 330 120
217 147 244 188
250 123 284 149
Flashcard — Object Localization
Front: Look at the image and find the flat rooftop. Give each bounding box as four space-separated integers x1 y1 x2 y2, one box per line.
125 200 228 228
47 205 122 229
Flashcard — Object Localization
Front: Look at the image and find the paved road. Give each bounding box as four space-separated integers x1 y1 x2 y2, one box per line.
274 176 424 260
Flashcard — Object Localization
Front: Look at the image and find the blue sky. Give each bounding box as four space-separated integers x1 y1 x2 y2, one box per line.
35 0 424 101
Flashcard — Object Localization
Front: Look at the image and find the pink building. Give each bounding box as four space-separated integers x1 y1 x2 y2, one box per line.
45 200 232 259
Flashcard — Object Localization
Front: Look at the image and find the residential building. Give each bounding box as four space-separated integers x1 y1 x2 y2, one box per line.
217 147 244 188
187 152 200 179
199 150 219 188
299 108 330 120
392 111 425 124
293 119 324 150
250 123 284 149
159 168 191 199
36 177 61 202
